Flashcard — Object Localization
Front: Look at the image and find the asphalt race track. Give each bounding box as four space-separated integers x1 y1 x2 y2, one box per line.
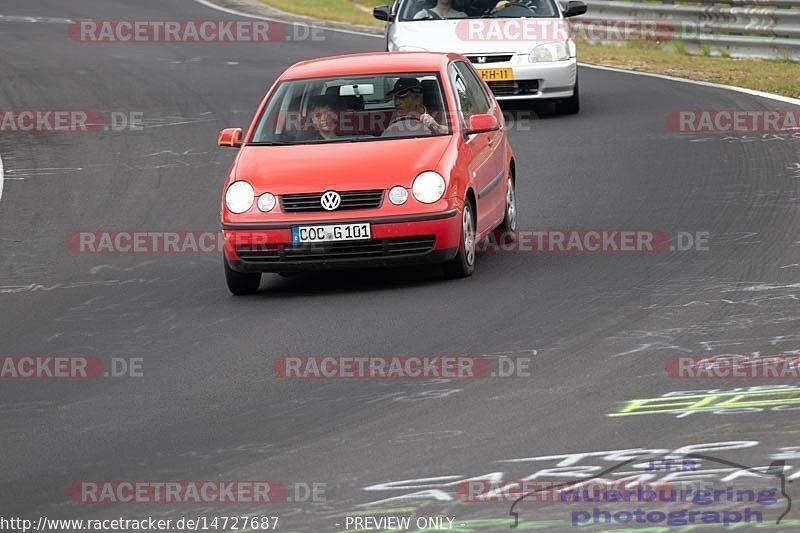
2 0 800 531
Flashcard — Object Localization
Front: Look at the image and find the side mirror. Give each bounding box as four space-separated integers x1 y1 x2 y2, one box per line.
218 128 242 148
563 1 587 17
466 114 500 135
373 5 393 21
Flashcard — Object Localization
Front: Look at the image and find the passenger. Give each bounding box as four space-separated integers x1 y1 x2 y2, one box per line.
305 94 345 141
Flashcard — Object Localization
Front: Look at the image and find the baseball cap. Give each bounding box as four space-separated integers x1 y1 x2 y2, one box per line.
388 78 424 97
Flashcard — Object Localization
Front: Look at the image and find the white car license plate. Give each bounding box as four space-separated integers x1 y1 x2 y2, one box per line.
477 68 514 82
292 223 371 244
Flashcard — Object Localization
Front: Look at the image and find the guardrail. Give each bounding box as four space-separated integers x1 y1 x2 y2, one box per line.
573 0 800 60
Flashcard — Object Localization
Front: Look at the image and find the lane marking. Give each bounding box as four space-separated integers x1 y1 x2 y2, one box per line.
0 151 4 203
189 0 381 38
0 14 73 24
580 63 800 108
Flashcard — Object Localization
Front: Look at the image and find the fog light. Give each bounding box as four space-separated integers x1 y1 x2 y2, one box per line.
258 193 276 212
389 186 408 205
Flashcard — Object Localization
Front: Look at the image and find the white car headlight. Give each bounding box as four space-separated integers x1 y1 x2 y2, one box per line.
389 186 408 205
412 171 446 204
530 42 570 62
257 192 276 212
225 181 255 214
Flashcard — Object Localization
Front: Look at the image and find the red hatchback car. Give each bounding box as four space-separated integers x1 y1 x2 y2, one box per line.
218 52 517 295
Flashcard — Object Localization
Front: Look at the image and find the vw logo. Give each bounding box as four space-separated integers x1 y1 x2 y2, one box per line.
477 56 487 64
320 191 342 211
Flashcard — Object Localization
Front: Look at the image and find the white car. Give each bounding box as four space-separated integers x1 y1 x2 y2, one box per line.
374 0 587 114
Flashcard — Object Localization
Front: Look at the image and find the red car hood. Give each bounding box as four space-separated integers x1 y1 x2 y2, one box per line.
233 136 454 194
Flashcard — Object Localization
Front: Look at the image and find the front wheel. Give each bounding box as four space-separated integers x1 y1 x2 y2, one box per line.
443 201 476 279
555 77 580 115
225 260 261 295
499 172 517 232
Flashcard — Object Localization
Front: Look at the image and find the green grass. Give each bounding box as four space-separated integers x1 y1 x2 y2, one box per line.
577 40 800 99
260 0 386 26
260 0 800 99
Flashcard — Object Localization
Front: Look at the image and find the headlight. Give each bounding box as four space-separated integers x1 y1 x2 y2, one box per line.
389 186 409 205
530 42 569 62
257 192 276 212
412 171 446 204
225 181 254 214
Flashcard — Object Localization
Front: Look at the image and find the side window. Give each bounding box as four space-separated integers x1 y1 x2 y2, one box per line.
449 65 473 124
454 62 491 115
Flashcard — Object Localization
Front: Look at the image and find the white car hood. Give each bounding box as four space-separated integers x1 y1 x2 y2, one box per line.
390 18 569 55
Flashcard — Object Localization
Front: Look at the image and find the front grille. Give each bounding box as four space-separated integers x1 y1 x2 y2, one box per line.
236 236 436 264
467 55 514 64
280 190 384 213
487 80 540 97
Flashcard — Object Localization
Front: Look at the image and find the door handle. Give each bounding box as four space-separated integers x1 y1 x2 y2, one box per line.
487 137 493 145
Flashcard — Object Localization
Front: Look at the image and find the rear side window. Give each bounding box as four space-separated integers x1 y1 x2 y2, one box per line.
451 62 491 122
456 61 492 113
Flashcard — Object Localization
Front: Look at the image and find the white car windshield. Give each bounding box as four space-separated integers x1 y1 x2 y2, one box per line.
399 0 559 21
249 73 452 145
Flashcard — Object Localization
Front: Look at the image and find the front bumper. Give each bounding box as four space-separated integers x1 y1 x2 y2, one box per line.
477 56 577 101
223 210 461 273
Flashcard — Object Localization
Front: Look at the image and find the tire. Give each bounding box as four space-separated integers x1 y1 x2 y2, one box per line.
498 172 517 232
555 77 580 115
225 260 261 295
443 200 476 279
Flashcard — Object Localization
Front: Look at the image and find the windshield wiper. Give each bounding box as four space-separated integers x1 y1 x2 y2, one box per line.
247 141 294 146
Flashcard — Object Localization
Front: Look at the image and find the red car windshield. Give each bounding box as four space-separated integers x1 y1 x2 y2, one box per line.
250 73 452 145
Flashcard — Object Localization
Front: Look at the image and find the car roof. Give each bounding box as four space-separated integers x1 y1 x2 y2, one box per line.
280 52 464 80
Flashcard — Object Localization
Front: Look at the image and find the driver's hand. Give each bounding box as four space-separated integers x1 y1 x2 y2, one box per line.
421 113 442 133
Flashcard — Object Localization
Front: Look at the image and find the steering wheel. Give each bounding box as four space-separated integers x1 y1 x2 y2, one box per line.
420 8 443 19
489 1 538 16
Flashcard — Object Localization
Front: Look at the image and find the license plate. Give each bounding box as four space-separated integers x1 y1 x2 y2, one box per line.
477 68 513 82
291 223 371 244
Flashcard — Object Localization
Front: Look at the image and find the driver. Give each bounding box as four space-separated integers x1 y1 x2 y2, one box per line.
382 78 446 137
414 0 467 19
